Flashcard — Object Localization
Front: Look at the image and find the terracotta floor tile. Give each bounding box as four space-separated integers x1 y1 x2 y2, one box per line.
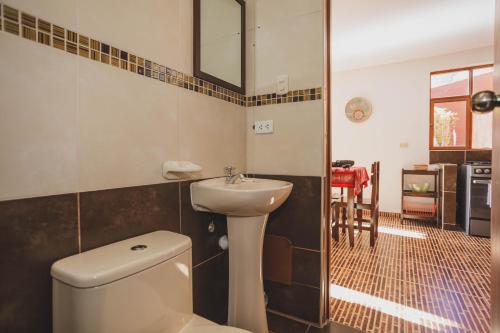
330 215 490 333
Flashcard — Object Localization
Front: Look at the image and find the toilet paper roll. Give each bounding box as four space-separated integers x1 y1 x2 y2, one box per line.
218 235 228 250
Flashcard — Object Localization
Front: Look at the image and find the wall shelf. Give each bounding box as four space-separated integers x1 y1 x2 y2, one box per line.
401 169 440 225
402 190 438 198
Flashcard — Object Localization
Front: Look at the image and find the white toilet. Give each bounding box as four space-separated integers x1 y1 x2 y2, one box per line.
51 231 251 333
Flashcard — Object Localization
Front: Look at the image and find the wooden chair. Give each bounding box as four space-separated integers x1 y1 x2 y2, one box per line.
332 161 380 247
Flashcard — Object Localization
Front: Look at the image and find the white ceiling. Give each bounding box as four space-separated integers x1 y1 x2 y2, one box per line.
332 0 495 72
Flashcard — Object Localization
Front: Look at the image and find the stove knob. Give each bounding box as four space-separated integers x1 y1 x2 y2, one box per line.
484 169 491 174
475 169 483 174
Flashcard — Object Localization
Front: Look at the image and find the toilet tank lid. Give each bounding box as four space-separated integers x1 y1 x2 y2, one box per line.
51 231 192 288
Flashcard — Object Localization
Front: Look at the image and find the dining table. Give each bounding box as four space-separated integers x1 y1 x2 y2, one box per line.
331 166 370 247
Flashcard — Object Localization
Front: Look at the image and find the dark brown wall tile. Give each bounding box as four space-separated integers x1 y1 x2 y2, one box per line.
193 252 229 324
292 248 321 287
429 151 465 165
267 311 308 333
263 235 293 285
0 194 78 333
257 175 322 325
258 175 322 250
80 183 180 251
180 181 227 266
0 175 320 332
466 150 492 162
265 280 320 323
443 164 458 192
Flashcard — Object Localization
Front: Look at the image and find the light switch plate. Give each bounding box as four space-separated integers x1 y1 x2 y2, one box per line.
255 120 274 134
277 75 289 95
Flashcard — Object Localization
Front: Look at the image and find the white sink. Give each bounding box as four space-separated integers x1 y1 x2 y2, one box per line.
190 177 293 333
190 177 293 216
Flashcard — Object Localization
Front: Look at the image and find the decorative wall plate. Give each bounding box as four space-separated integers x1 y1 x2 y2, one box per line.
345 97 372 122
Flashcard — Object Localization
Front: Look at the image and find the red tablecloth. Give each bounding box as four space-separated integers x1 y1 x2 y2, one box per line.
331 166 370 196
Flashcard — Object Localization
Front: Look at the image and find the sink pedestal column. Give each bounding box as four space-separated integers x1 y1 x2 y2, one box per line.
227 214 269 333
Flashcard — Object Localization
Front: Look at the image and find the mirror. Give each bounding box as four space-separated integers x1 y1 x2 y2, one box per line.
194 0 246 94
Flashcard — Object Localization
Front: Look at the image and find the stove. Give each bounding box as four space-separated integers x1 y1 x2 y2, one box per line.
458 161 492 237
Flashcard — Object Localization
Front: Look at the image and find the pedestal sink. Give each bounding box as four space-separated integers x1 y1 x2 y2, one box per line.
191 177 293 333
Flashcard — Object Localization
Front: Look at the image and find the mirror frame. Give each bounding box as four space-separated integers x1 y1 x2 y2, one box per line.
193 0 246 95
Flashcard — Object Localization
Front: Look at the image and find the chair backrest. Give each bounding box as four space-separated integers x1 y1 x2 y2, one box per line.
370 161 380 208
338 162 380 204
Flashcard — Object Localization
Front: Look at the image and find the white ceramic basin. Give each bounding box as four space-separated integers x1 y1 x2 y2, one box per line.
190 177 293 217
190 176 293 333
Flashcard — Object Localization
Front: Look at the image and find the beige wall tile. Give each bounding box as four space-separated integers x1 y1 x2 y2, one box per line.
255 0 322 28
77 0 181 69
254 1 323 94
245 0 256 96
0 0 251 199
248 0 325 177
245 26 256 96
0 34 78 200
3 0 78 31
178 0 193 75
0 0 325 200
178 89 246 178
77 59 179 192
247 101 324 177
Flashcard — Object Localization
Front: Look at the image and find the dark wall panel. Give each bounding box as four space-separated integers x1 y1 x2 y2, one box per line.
429 149 492 164
465 150 492 162
260 175 322 250
429 151 465 165
257 175 323 325
0 175 321 331
79 183 180 251
180 181 227 266
0 194 79 333
192 252 229 324
264 280 320 323
292 248 321 287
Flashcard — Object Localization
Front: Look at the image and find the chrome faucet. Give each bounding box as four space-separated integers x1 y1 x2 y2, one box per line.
224 166 246 184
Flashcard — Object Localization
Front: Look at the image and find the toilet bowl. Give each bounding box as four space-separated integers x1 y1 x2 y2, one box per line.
51 231 251 333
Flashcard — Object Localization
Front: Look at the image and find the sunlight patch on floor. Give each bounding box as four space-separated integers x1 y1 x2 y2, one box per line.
330 284 461 330
377 226 427 239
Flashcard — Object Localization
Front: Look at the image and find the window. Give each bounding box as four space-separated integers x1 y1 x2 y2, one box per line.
430 65 493 150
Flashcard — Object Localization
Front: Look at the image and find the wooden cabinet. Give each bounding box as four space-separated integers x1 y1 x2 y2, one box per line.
439 164 458 230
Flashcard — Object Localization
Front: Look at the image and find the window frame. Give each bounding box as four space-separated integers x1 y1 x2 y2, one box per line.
429 64 493 150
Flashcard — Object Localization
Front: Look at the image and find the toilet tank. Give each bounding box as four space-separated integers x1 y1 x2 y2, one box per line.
51 231 193 333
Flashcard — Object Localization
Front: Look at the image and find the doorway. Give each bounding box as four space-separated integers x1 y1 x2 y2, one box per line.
326 0 498 332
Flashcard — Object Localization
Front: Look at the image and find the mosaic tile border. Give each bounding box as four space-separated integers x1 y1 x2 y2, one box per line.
246 88 322 107
0 3 321 108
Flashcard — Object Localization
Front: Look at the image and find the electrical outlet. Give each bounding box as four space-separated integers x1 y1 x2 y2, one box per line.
254 120 274 134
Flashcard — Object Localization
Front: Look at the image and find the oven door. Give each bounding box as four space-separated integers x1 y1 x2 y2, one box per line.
470 178 492 220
